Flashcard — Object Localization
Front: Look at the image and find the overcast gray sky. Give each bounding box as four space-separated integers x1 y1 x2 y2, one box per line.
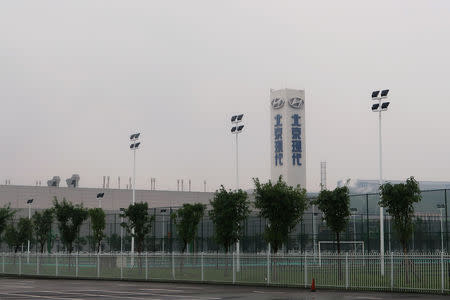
1 0 450 192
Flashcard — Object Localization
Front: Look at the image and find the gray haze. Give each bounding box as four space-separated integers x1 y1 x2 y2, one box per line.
1 1 450 192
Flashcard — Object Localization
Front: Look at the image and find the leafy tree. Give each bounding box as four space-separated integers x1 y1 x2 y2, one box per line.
89 208 106 253
315 186 350 254
4 224 18 252
4 218 33 253
253 176 308 253
172 203 206 253
0 204 15 240
32 208 54 253
17 217 33 251
379 176 422 254
209 186 250 253
53 197 88 253
107 233 121 251
121 202 154 253
74 236 87 252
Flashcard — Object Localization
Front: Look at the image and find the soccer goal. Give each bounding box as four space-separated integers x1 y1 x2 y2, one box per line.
318 241 365 253
318 241 365 267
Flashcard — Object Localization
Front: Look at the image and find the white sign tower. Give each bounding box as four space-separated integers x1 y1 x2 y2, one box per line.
270 88 306 188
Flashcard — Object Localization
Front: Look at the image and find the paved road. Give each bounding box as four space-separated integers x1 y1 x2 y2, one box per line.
0 277 447 299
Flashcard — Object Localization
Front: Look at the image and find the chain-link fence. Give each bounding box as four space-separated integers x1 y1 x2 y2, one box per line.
1 189 449 253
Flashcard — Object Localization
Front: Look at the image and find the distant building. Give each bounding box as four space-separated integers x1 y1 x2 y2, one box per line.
337 179 450 194
0 185 214 211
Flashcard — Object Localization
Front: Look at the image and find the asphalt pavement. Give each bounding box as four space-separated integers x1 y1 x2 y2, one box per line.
0 277 447 300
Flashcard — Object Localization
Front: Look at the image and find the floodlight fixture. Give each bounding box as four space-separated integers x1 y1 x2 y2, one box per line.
231 114 244 124
130 142 141 149
437 204 445 209
96 193 105 198
161 209 167 213
237 125 244 132
380 89 389 98
372 91 380 99
27 199 34 204
130 133 141 140
350 208 358 212
381 102 390 110
231 127 237 133
372 104 380 111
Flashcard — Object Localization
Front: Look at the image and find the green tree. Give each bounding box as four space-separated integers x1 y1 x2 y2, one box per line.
379 176 422 254
4 224 18 252
209 186 250 253
315 186 350 254
121 202 154 253
89 208 106 253
32 208 54 253
253 176 308 253
53 197 88 253
107 233 121 251
4 218 33 253
172 203 206 253
17 217 33 251
0 204 15 241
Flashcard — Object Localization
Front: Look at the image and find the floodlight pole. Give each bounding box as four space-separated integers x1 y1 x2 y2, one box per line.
131 145 136 255
235 127 240 272
353 214 357 252
439 207 444 253
236 132 239 192
120 214 124 253
231 114 243 272
372 91 389 276
378 98 385 276
27 201 31 257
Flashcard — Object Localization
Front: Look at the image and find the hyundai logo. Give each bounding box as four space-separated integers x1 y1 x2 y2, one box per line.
288 97 304 109
271 98 285 109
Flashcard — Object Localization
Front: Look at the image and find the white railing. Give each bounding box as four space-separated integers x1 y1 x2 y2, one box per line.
0 252 448 294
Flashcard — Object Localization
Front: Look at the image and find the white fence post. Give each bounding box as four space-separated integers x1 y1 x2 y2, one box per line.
76 253 79 278
172 251 175 279
97 253 100 278
319 249 322 267
120 253 123 280
266 244 271 285
145 253 148 280
441 252 444 294
232 252 236 284
19 254 22 276
304 253 308 288
390 253 393 291
55 254 58 276
201 252 204 282
345 253 349 290
37 254 39 275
